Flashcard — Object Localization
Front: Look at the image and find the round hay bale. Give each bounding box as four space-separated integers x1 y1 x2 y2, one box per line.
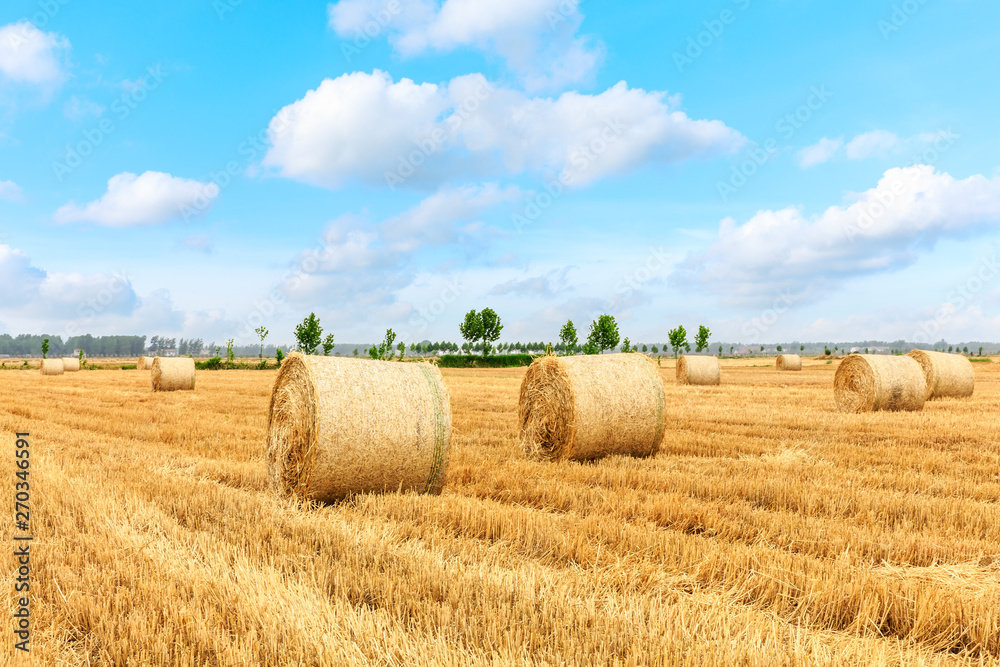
676 355 720 386
519 353 666 462
40 359 65 376
776 354 802 371
61 357 81 372
267 353 451 503
139 356 156 370
137 355 147 370
906 349 974 400
833 354 925 413
151 357 195 392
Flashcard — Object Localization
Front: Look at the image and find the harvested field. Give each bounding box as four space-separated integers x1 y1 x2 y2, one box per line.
2 356 999 666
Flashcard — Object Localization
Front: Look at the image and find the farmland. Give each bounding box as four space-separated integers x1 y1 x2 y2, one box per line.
3 357 1000 665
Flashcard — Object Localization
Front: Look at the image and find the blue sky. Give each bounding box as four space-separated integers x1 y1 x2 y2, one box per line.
2 0 1000 347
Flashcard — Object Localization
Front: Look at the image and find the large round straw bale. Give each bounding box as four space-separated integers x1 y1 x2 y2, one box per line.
61 357 81 372
267 353 451 503
776 354 802 371
151 357 195 392
140 356 156 370
137 356 147 370
906 349 974 400
676 355 720 385
40 359 65 376
518 353 666 462
833 354 925 413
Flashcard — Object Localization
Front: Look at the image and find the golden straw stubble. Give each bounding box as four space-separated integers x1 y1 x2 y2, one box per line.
151 357 196 392
906 349 974 400
518 353 666 461
266 353 452 504
833 354 925 413
676 355 721 385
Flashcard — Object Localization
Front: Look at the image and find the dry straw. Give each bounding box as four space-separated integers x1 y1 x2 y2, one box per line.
40 359 65 376
676 355 721 385
137 356 147 370
151 357 196 392
138 356 156 371
518 353 666 462
61 357 81 372
267 353 452 503
906 349 974 400
775 354 802 371
833 354 925 413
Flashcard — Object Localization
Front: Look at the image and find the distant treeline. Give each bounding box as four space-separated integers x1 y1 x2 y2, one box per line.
0 334 147 357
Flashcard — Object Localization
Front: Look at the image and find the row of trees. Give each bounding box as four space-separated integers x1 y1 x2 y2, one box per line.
0 334 147 358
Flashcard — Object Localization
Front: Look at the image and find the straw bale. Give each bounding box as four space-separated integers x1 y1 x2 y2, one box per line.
151 357 195 392
776 354 802 371
519 353 666 462
267 353 451 503
40 359 64 376
62 357 81 372
906 349 974 400
834 354 925 413
676 355 721 385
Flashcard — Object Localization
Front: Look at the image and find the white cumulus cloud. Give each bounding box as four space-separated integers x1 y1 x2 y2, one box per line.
328 0 603 90
675 165 1000 306
0 21 70 86
54 171 220 227
0 180 24 202
797 137 843 168
263 70 743 189
845 130 899 160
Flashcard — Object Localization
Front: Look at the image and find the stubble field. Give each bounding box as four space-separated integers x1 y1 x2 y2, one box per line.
2 357 1000 666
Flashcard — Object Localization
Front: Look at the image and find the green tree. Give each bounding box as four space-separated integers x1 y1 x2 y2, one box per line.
397 342 405 359
255 326 269 360
41 338 50 359
776 345 782 352
582 341 599 355
621 337 632 353
667 326 687 358
587 314 620 354
800 345 804 351
558 320 578 355
459 310 484 352
353 348 358 357
479 308 503 356
321 333 335 356
963 346 969 354
294 313 323 355
718 344 722 356
642 344 648 353
275 348 285 365
979 346 983 356
226 339 235 367
369 329 397 361
651 345 658 354
694 325 711 353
